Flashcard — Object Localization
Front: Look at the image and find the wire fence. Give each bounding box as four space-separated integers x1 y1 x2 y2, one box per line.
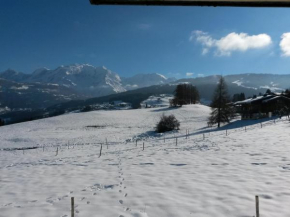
1 115 289 158
0 115 289 216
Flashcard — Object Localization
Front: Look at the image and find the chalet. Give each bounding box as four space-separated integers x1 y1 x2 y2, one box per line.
119 102 131 108
112 100 123 106
233 94 290 120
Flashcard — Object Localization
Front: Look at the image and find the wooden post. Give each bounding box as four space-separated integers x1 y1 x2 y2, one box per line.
71 197 74 217
176 137 177 146
23 149 24 155
143 142 144 151
55 147 58 156
245 126 247 132
99 144 102 158
226 130 227 136
203 133 205 140
261 123 262 128
255 195 259 217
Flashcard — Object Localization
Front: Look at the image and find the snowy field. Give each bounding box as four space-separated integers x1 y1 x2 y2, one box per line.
1 105 290 217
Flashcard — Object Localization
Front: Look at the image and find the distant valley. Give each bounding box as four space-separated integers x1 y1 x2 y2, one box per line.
1 63 290 124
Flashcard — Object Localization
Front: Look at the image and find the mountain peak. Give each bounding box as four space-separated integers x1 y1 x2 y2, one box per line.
122 72 176 90
0 69 29 82
0 64 178 96
1 68 19 74
156 73 167 80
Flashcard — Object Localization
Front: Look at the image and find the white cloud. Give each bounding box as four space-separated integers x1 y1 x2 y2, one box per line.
197 74 204 77
186 72 194 77
280 33 290 57
190 30 272 56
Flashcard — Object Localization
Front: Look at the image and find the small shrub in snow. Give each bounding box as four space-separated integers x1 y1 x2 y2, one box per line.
156 114 180 133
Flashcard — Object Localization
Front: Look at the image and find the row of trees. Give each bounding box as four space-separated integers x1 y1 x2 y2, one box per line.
169 77 289 129
169 81 234 128
158 76 290 132
0 118 4 126
168 80 235 127
232 93 246 102
170 84 200 107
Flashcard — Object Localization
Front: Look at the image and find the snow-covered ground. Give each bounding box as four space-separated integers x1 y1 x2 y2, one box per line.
1 105 290 217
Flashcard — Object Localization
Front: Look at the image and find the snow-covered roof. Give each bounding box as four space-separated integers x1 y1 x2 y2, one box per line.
261 96 280 103
234 94 290 106
262 95 290 103
233 94 284 105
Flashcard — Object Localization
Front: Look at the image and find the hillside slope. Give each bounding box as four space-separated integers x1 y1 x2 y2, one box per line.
1 105 290 217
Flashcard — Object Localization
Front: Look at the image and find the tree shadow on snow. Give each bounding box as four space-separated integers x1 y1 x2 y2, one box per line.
135 129 179 140
191 116 281 137
150 106 180 113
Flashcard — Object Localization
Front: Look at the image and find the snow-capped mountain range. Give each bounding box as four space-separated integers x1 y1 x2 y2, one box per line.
122 73 176 90
178 73 290 92
0 64 175 97
1 64 290 121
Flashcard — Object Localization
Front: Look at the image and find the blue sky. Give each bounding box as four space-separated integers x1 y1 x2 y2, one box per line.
1 0 290 78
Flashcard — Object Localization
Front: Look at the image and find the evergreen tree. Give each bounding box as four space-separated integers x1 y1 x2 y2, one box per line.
208 76 235 128
172 84 200 107
240 93 246 100
0 118 4 126
232 92 246 102
265 89 272 95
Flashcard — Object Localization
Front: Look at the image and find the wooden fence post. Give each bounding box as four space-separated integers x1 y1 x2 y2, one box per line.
245 126 247 132
261 123 262 128
55 147 58 156
71 197 74 217
203 133 205 140
255 195 259 217
226 130 227 136
99 144 102 158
